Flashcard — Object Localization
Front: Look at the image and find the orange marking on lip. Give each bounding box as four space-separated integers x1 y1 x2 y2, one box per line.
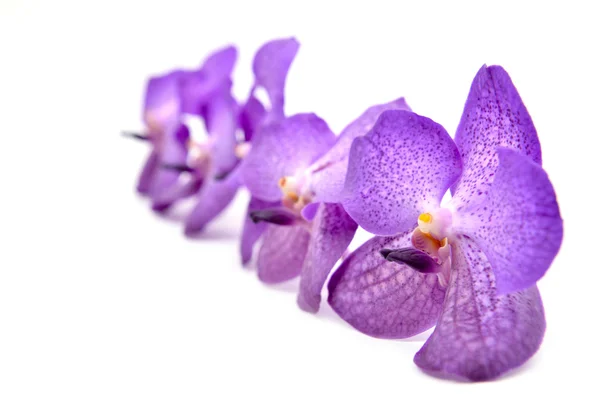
285 191 300 203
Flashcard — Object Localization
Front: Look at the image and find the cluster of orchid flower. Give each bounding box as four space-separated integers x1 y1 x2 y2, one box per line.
126 37 563 382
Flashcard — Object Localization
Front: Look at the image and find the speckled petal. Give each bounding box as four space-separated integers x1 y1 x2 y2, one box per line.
342 110 462 236
251 37 299 119
297 204 358 313
454 148 563 294
309 98 411 204
414 236 546 382
451 65 541 209
183 170 241 236
257 225 310 283
240 197 280 265
327 232 446 339
241 114 336 201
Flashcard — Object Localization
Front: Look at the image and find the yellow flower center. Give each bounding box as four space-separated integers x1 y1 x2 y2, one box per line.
278 175 312 212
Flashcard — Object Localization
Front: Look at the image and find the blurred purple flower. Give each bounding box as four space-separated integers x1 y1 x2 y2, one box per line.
130 38 301 235
239 98 411 313
327 65 563 381
183 37 301 235
131 45 237 209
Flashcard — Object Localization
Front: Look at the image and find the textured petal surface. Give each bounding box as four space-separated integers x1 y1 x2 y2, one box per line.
342 110 462 235
241 114 336 201
240 197 280 265
257 225 310 283
414 236 546 382
454 148 563 294
251 37 299 119
309 98 411 203
452 65 541 209
328 232 446 338
183 170 241 235
297 204 358 313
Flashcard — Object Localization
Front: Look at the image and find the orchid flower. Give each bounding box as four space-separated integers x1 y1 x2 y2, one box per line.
239 98 411 313
327 66 563 381
182 37 301 235
129 45 238 214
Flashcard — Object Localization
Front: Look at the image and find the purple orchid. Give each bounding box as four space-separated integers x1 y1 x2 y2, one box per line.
131 45 238 213
239 98 411 313
182 37 301 235
327 66 563 381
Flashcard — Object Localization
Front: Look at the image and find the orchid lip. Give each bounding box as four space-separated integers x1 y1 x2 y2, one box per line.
250 208 298 226
121 131 150 141
380 247 442 274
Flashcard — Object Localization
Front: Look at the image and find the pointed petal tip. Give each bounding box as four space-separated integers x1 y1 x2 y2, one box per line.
183 222 204 237
297 293 319 314
474 64 513 87
413 355 490 382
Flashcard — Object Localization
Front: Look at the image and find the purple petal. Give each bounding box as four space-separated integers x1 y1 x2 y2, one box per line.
300 202 320 221
204 91 240 175
414 236 546 381
257 225 310 283
452 65 542 209
239 95 266 141
241 114 336 201
137 150 159 195
151 177 203 213
143 71 185 134
240 197 279 265
342 110 462 235
454 148 563 294
327 232 446 338
297 204 358 313
251 37 299 119
183 170 241 236
202 46 237 81
310 98 411 203
147 125 190 198
180 46 237 115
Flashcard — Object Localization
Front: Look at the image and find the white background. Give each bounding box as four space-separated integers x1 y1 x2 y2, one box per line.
1 0 598 398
